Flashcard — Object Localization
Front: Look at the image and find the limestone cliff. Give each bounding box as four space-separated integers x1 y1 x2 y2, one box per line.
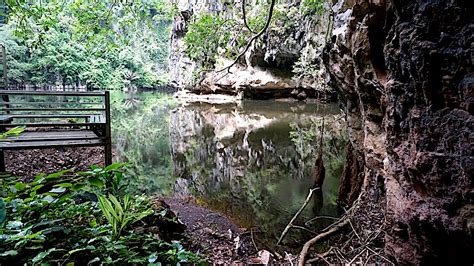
169 0 333 100
325 0 473 263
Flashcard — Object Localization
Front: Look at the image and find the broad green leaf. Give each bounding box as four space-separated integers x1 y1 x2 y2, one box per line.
46 169 72 180
148 253 158 263
88 177 104 188
14 182 26 191
32 248 57 263
0 250 18 257
104 162 128 171
42 195 55 203
55 183 73 188
49 187 66 194
71 184 86 191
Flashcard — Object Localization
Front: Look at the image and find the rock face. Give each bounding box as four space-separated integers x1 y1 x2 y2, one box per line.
169 0 333 99
325 0 473 264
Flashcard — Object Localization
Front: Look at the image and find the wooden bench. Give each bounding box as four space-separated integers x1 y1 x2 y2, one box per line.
0 90 112 172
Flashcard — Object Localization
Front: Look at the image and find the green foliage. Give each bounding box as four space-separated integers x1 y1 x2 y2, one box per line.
80 162 129 196
184 14 234 69
111 91 178 194
0 126 24 141
97 194 153 240
0 0 172 90
0 198 5 228
301 0 326 15
4 0 174 50
0 164 204 264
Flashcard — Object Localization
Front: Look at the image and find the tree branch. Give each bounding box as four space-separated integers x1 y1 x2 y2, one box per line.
276 187 320 246
297 219 350 266
216 0 276 73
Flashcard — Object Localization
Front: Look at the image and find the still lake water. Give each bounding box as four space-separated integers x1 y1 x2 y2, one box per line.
112 92 347 249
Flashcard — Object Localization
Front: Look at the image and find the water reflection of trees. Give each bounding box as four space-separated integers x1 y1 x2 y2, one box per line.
170 103 347 250
112 92 177 194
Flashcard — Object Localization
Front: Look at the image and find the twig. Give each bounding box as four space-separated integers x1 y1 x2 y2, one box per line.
291 225 318 235
348 218 362 241
216 0 276 73
347 247 367 265
277 187 320 245
285 252 294 266
306 247 333 264
297 219 350 266
366 247 395 265
334 247 347 263
250 228 259 252
304 215 339 226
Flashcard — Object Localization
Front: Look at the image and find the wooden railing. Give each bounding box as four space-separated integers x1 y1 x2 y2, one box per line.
0 90 112 172
0 44 6 90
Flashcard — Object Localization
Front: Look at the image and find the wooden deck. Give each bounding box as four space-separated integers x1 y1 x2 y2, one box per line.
0 90 112 172
1 130 105 149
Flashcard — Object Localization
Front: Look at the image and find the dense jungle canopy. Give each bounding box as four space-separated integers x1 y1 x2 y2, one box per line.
1 0 174 90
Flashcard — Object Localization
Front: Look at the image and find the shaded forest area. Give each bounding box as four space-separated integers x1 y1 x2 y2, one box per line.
1 0 173 90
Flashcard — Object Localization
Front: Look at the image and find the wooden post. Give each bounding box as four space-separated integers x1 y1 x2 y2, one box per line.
2 94 9 114
1 44 6 90
0 150 4 173
104 91 112 166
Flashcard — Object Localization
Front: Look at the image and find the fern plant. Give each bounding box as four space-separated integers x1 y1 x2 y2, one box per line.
97 194 153 240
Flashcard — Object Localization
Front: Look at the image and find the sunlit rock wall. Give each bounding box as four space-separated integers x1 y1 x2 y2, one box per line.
325 0 473 263
169 0 333 99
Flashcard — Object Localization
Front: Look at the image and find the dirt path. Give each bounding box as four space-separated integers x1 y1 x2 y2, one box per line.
163 197 256 264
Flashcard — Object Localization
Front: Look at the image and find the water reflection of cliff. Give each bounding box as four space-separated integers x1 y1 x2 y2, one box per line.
170 100 347 249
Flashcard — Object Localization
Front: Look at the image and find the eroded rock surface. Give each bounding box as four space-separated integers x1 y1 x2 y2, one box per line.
325 0 473 263
169 0 333 99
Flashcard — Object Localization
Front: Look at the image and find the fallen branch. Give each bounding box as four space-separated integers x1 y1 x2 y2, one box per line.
297 218 350 266
250 228 259 252
276 187 320 246
304 215 338 226
306 247 333 264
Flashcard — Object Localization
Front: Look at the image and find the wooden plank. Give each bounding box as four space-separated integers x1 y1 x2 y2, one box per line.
0 122 105 127
13 130 99 139
0 115 12 123
2 108 105 111
0 139 105 150
0 90 105 96
0 102 104 106
89 115 105 123
7 114 102 119
1 45 6 90
7 136 104 142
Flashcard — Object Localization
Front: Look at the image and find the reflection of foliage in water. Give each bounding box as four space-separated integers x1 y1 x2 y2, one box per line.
289 116 348 205
111 92 177 194
171 104 348 250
